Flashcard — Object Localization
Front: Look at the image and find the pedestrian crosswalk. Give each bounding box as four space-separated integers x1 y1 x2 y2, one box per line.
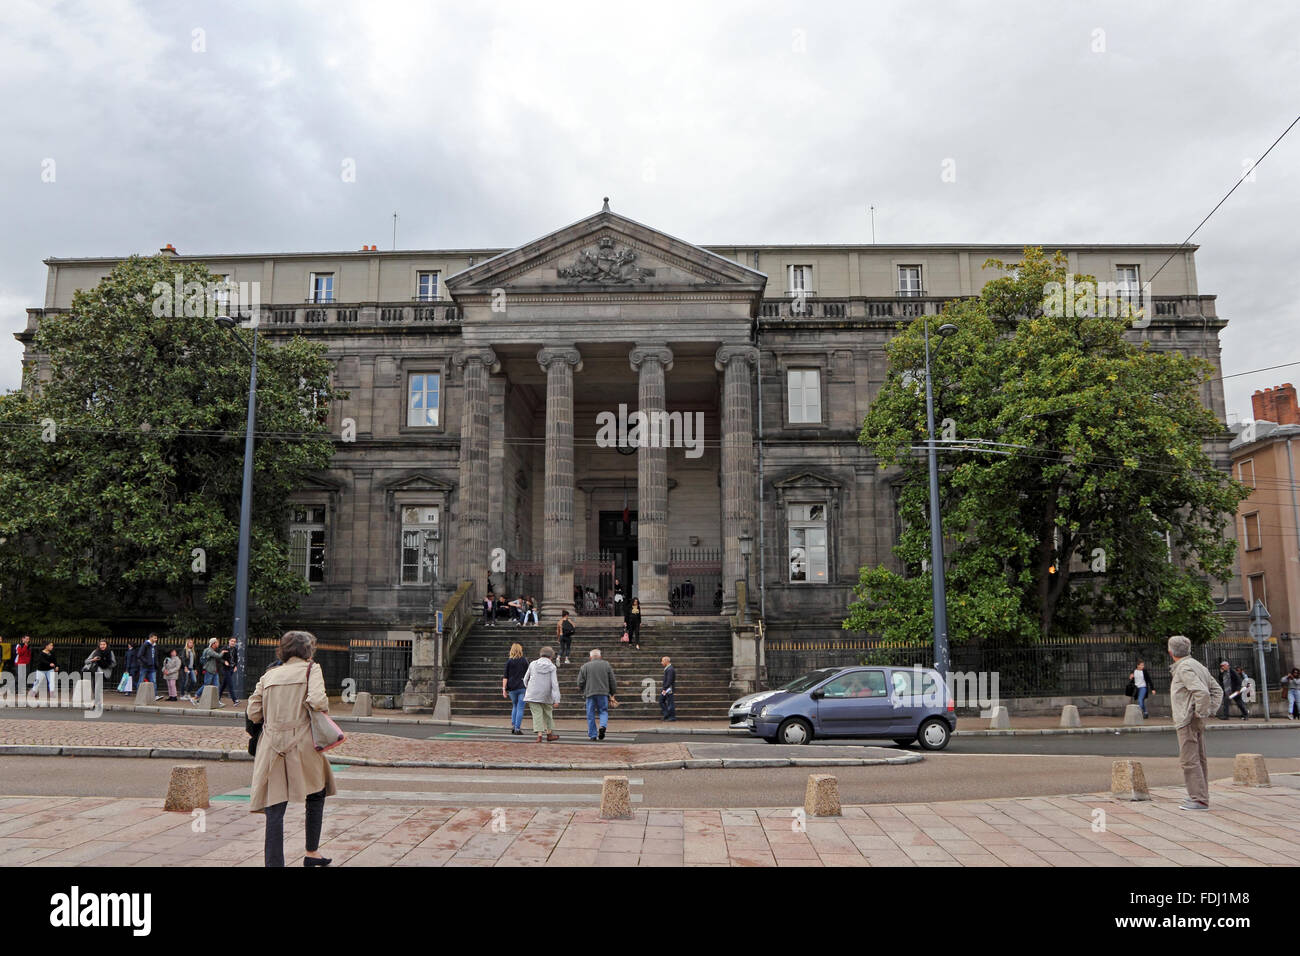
218 767 644 805
430 728 639 744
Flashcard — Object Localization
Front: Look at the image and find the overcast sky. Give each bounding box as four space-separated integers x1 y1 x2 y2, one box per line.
2 0 1297 421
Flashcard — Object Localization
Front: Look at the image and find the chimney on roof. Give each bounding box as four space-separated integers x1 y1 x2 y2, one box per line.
1251 383 1300 427
160 243 178 257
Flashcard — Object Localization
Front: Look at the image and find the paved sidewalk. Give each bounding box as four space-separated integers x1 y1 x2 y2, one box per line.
1 780 1295 867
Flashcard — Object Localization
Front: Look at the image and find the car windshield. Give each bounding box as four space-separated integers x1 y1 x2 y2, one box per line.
780 668 841 694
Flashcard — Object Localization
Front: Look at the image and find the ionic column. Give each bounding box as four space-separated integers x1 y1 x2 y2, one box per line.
716 344 759 616
453 348 498 594
630 345 674 617
538 346 583 617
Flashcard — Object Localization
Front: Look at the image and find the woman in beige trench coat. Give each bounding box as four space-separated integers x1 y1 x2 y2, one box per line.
247 630 338 867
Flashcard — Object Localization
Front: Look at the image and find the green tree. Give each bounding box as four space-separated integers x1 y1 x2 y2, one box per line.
845 248 1249 645
0 255 342 638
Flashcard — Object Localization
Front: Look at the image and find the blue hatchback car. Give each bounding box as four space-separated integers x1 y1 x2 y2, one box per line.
744 665 956 749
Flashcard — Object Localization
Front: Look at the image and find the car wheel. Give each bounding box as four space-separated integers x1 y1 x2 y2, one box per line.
893 737 916 748
777 717 813 745
917 718 951 751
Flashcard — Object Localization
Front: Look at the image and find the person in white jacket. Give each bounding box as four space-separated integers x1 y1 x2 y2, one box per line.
523 645 561 743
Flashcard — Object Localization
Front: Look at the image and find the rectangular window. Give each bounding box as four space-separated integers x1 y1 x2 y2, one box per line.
787 368 822 424
1116 265 1141 297
1238 458 1255 488
417 271 439 302
1247 573 1267 610
787 265 813 295
897 265 923 297
788 503 828 583
407 372 440 427
289 505 326 583
400 506 440 584
309 272 334 303
1243 512 1261 551
211 274 231 311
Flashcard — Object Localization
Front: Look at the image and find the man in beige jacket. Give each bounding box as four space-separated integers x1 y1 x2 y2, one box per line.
1166 634 1224 810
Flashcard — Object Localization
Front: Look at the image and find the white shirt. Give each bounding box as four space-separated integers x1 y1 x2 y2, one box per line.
1133 669 1147 688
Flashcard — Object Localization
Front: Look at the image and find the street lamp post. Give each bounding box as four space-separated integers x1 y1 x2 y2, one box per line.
923 320 958 680
216 314 258 698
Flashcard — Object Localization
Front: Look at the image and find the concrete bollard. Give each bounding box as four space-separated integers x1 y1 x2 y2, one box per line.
352 692 372 718
432 696 452 722
1111 759 1151 801
804 773 842 817
163 765 210 812
599 775 633 819
195 685 219 710
1123 704 1145 726
1060 704 1082 728
134 681 157 707
988 706 1010 729
1233 753 1270 787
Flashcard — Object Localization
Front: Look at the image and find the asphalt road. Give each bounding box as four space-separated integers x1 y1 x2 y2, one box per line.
4 707 1300 757
4 749 1300 807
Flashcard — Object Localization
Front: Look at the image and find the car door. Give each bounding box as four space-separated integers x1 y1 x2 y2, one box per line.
814 669 891 738
887 667 930 735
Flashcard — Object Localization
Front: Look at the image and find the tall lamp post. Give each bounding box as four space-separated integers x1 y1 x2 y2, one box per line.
216 314 258 698
923 320 958 680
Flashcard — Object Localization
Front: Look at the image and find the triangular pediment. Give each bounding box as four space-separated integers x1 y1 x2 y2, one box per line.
445 206 767 309
382 471 455 495
774 470 842 491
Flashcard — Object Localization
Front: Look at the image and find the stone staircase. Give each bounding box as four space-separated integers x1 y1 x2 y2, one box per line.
443 618 736 719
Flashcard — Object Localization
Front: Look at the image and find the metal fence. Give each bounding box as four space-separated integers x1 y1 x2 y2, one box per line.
3 635 409 699
765 634 1284 700
668 549 722 616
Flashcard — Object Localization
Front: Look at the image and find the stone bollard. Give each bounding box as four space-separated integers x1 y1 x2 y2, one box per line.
1233 753 1270 787
599 775 633 819
988 706 1010 729
804 773 842 817
1060 704 1082 728
352 692 372 718
134 681 157 707
432 696 452 722
164 765 210 812
195 685 219 710
1123 704 1145 726
1111 759 1151 801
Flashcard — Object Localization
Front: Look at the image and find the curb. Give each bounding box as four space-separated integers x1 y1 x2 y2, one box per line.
954 720 1299 737
0 742 922 771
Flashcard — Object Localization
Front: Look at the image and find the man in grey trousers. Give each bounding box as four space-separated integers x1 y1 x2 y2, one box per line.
1167 634 1224 810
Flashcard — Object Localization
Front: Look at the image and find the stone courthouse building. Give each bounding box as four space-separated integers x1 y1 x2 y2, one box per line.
20 202 1238 682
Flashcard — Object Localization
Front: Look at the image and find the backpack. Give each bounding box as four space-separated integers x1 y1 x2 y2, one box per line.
561 619 575 637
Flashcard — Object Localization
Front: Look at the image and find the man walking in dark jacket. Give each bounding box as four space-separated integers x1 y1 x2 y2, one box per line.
577 649 618 741
219 637 241 704
659 656 677 721
1217 661 1248 719
139 633 159 694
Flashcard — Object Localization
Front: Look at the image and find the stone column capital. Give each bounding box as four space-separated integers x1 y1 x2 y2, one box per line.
452 347 500 373
629 345 674 374
714 343 759 372
537 346 583 374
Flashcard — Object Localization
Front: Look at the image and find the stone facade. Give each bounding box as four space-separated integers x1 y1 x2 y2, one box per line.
17 207 1242 653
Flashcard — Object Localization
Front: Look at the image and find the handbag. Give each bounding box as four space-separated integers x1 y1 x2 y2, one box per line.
305 663 346 752
621 630 630 643
246 715 263 757
1124 679 1136 698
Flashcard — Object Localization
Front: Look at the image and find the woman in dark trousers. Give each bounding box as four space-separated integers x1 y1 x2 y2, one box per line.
625 598 642 650
502 643 529 735
247 630 337 867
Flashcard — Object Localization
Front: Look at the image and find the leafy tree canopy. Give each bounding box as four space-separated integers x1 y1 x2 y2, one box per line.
0 255 343 638
844 248 1249 645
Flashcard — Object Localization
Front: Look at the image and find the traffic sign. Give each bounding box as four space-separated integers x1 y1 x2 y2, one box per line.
1249 618 1272 642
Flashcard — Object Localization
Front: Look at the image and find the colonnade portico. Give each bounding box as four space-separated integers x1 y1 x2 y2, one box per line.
443 204 770 620
451 338 758 620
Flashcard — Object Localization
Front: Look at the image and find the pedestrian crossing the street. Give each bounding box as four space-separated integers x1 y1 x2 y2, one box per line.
218 766 643 806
